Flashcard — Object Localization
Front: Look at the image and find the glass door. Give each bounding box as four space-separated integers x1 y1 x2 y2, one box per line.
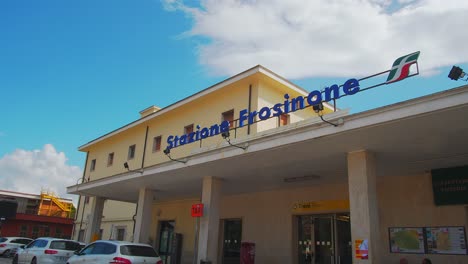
298 214 350 264
158 220 175 264
222 219 242 264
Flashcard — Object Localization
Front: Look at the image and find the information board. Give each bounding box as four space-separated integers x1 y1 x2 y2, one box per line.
389 226 467 255
389 227 425 254
426 227 467 255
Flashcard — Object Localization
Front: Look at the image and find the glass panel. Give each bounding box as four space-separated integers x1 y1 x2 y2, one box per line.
335 214 352 264
298 216 314 264
222 219 242 264
158 221 175 264
314 217 333 264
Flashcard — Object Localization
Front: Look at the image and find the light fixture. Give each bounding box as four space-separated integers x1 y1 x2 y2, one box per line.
221 131 247 150
448 66 467 81
163 147 187 164
123 162 144 173
283 175 321 183
313 102 339 127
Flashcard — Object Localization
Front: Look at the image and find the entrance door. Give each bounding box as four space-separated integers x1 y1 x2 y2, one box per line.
158 220 175 264
221 219 242 264
297 214 351 264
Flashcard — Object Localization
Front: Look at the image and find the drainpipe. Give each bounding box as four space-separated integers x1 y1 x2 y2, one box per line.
75 151 89 241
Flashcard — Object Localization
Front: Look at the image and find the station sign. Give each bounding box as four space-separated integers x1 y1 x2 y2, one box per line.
166 51 420 150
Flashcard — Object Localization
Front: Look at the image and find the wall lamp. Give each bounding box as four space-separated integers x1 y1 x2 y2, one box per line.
163 147 187 164
448 66 467 81
221 131 247 150
313 102 340 127
123 162 144 173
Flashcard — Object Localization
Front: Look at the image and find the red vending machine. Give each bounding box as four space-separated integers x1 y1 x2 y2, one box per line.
240 242 255 264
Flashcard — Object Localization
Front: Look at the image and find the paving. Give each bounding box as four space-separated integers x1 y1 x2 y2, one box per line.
0 257 12 264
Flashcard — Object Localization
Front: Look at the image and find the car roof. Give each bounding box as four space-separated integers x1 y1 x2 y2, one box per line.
1 237 32 240
91 240 152 247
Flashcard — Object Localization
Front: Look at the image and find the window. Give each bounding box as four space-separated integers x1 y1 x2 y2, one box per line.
43 226 50 237
128 145 136 160
32 226 39 238
279 114 290 127
184 124 194 135
19 225 28 237
152 136 162 152
55 227 63 238
222 109 235 128
90 159 96 172
116 227 126 241
78 229 85 242
107 152 114 166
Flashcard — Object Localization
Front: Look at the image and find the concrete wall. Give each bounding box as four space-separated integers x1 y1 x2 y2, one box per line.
378 173 467 264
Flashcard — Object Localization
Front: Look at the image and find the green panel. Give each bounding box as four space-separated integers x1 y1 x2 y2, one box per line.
432 165 468 206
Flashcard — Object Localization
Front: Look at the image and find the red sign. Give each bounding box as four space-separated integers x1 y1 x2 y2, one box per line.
191 203 204 217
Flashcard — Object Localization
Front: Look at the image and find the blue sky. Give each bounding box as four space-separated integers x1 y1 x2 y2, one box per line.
1 0 468 201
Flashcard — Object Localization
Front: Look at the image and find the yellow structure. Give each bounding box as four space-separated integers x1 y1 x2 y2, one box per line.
38 191 74 218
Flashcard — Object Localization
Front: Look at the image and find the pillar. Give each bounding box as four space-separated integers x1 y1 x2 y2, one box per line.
133 188 154 244
84 196 105 244
347 150 381 263
197 176 222 264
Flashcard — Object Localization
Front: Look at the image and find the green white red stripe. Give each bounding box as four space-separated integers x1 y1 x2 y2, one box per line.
386 51 420 83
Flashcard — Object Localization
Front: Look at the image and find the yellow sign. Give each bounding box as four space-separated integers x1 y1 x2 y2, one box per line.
292 200 349 213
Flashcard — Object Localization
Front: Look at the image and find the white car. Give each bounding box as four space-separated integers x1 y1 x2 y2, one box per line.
13 237 82 264
0 237 33 257
67 240 162 264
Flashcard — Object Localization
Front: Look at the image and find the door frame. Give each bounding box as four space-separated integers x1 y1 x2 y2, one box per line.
294 212 350 264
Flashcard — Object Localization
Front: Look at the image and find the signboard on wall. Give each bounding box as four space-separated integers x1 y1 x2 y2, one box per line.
432 165 468 206
389 226 467 255
426 227 467 255
191 203 204 217
389 227 425 254
292 200 349 213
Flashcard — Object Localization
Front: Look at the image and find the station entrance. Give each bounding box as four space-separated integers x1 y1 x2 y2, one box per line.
297 213 352 264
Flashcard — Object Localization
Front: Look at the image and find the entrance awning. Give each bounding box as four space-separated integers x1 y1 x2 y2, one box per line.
67 85 468 203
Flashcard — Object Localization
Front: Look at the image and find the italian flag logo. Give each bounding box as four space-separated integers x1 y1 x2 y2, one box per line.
386 51 420 83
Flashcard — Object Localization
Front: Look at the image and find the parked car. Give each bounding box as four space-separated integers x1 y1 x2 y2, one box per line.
67 240 162 264
0 237 33 257
13 237 82 264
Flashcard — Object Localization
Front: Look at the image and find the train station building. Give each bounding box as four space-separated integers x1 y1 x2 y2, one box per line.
68 62 468 264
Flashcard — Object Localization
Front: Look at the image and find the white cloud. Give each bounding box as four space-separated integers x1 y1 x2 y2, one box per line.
163 0 468 79
0 144 82 205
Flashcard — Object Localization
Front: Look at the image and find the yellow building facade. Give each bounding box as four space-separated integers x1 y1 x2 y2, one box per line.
69 65 468 264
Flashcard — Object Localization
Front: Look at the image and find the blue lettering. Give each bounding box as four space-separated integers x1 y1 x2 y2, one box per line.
188 132 195 143
239 109 249 127
307 90 322 106
220 121 230 133
195 125 201 141
343 78 360 95
291 96 305 111
324 84 340 102
179 134 187 145
174 136 180 147
210 124 220 136
272 103 283 117
166 136 174 149
248 111 257 124
258 106 271 120
284 94 290 113
200 128 209 139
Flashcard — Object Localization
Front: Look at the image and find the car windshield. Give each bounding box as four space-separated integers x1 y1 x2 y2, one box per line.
0 238 7 242
120 245 158 257
50 241 82 251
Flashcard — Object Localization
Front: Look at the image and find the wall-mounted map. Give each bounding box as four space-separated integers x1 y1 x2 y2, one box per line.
426 227 467 255
389 227 425 254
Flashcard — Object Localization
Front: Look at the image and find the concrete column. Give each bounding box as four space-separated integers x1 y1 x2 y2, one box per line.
197 176 222 264
133 188 154 244
347 150 381 263
84 196 105 244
